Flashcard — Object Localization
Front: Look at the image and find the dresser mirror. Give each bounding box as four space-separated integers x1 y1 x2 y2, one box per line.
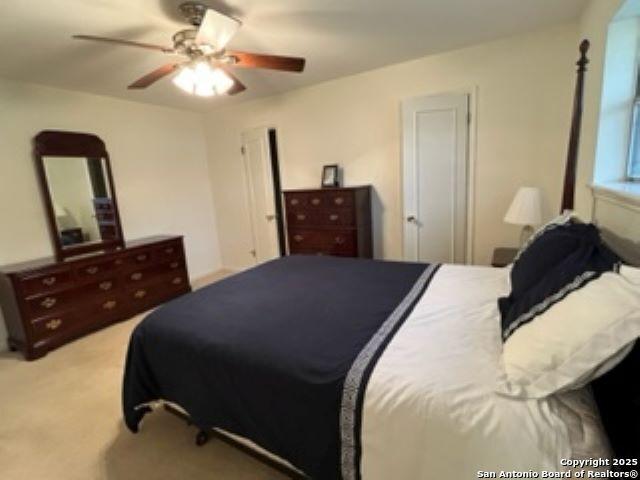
34 130 124 260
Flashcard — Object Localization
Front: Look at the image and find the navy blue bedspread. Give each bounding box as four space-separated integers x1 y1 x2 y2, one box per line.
123 255 427 479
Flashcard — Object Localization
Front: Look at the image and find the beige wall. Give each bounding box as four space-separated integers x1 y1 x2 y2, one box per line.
205 24 580 270
0 78 221 348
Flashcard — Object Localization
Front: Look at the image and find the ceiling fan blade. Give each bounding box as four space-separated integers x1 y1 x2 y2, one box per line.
73 35 174 53
128 63 181 89
216 64 246 95
195 9 240 51
226 51 306 73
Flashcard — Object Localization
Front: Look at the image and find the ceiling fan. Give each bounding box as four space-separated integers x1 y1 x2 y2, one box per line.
72 1 306 97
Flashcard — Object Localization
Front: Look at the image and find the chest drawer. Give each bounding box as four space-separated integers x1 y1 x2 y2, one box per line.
315 209 355 226
288 229 356 256
285 193 308 208
18 269 74 296
325 191 354 208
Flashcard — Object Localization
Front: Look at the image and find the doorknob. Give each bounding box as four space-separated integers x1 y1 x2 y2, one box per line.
407 215 417 223
265 214 276 221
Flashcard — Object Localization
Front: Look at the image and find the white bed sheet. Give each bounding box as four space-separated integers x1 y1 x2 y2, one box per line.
361 264 611 479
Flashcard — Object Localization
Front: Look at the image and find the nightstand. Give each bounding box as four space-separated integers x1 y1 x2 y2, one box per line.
492 247 518 267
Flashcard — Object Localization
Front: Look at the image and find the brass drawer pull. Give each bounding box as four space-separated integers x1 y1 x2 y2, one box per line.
114 259 124 266
85 266 99 275
335 236 346 245
131 272 143 281
334 197 344 205
40 297 57 309
170 261 179 269
102 300 117 310
45 318 62 330
164 247 174 254
99 281 113 291
134 289 147 299
290 198 299 206
293 234 304 242
329 214 339 221
171 277 183 285
296 214 306 221
136 254 148 262
311 198 321 206
42 276 57 286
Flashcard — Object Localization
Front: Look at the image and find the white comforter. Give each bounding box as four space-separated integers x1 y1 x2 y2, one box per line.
361 264 609 479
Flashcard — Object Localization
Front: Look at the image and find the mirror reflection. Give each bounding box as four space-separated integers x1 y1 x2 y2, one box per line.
43 156 116 248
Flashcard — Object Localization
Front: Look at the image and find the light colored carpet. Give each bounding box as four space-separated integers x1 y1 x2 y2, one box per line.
0 271 288 480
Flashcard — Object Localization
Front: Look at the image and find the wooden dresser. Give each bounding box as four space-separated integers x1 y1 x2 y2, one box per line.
283 186 372 258
0 235 191 360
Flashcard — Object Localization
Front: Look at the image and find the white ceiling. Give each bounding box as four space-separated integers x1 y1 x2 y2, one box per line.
0 0 587 111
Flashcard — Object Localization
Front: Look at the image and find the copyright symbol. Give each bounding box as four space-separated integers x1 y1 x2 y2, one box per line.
630 469 638 478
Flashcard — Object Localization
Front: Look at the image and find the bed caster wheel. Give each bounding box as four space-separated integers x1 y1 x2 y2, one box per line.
195 430 210 446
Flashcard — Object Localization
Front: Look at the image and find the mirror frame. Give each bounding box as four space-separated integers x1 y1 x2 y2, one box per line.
34 130 125 261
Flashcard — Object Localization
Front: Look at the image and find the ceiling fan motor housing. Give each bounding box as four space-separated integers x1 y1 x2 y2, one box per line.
179 1 208 26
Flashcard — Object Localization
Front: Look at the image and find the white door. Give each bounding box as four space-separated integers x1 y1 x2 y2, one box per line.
402 93 469 264
241 128 279 264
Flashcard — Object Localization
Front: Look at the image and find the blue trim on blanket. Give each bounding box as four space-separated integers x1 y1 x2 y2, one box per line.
340 263 441 480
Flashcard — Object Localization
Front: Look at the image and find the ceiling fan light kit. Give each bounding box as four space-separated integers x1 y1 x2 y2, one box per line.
71 1 306 98
173 61 234 97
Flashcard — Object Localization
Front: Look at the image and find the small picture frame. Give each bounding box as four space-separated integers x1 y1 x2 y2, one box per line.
321 164 339 188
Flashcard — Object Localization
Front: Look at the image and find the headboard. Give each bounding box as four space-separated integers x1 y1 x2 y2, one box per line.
600 228 640 267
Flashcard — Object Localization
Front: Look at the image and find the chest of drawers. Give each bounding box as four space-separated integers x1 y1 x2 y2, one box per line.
0 235 191 360
283 186 372 258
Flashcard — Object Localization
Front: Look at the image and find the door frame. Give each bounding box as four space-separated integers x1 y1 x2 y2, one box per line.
400 87 477 264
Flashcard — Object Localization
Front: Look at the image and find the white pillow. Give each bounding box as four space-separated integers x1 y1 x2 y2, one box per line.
497 265 640 399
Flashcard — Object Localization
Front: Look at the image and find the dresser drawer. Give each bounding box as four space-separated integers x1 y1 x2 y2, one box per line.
124 262 165 284
155 241 183 260
75 294 123 322
19 269 74 296
77 258 118 279
30 311 78 341
124 284 161 309
124 270 188 309
25 275 119 318
123 249 155 268
26 290 75 317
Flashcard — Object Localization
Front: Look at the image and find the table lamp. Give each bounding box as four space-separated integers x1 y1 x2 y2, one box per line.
504 187 543 245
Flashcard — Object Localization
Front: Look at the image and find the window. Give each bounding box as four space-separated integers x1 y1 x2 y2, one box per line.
629 77 640 180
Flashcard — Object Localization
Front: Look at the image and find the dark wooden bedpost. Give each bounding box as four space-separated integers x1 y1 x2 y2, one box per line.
560 39 590 213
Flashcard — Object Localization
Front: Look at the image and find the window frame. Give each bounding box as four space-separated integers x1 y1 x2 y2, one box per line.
627 74 640 180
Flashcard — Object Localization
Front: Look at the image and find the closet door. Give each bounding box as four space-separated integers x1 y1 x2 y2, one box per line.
402 93 469 264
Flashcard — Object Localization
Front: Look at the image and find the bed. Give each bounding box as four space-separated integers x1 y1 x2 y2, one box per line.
123 41 639 478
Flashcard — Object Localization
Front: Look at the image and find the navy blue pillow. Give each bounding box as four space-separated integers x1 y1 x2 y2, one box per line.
509 219 584 298
499 223 619 341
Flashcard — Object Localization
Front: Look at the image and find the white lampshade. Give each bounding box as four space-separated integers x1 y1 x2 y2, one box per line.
504 187 543 226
